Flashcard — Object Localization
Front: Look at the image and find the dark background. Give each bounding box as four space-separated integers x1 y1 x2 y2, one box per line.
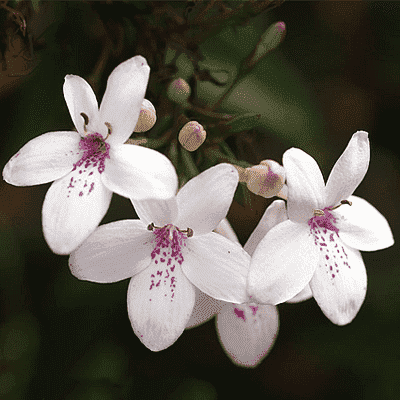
0 2 399 399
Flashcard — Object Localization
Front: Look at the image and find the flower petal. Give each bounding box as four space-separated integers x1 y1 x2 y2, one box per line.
325 131 369 207
175 164 239 236
186 287 224 329
310 242 367 325
63 75 99 136
42 168 112 254
181 232 250 303
283 148 325 223
335 195 394 251
131 196 178 227
244 200 287 256
127 262 196 351
69 220 153 283
286 284 313 303
3 131 81 186
216 303 279 367
101 144 178 200
99 56 150 145
213 218 240 244
248 220 319 305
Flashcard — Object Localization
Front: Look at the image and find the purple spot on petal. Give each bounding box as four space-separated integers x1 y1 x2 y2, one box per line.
234 308 246 321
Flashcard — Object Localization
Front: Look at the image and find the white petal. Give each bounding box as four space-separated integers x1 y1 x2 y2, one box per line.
131 197 178 227
175 164 239 236
127 262 196 351
310 241 367 325
3 131 81 186
283 148 326 223
182 232 250 303
42 168 112 254
99 56 150 145
186 287 224 329
213 218 240 244
325 131 369 207
286 284 313 303
216 303 279 367
69 220 153 283
63 75 99 136
248 220 319 305
335 195 394 251
101 144 178 200
244 200 287 256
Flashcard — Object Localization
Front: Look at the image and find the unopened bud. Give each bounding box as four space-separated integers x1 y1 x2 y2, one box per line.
178 121 206 152
248 22 286 68
245 160 285 198
134 99 156 132
167 78 191 104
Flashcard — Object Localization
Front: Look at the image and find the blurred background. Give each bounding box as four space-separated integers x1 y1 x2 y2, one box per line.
0 1 399 399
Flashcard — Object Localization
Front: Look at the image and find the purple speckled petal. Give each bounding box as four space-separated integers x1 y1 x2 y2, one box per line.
42 167 112 255
216 302 279 367
127 225 195 351
310 241 367 326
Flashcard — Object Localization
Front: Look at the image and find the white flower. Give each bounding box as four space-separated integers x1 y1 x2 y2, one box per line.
248 131 394 325
69 164 250 351
2 56 178 255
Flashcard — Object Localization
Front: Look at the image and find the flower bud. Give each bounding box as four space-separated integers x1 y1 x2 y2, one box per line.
134 99 156 132
178 121 206 152
248 21 286 68
167 78 191 104
245 160 285 198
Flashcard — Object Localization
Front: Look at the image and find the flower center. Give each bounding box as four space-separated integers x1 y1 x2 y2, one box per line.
72 114 112 174
147 223 193 301
148 223 193 265
308 200 352 280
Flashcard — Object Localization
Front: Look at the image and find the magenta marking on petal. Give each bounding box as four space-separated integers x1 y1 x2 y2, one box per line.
234 308 246 321
309 209 350 283
148 224 189 302
249 305 258 316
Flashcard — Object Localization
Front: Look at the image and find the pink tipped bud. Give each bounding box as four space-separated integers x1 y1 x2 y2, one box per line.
248 21 286 68
245 160 285 198
178 121 206 152
167 78 191 104
134 99 156 132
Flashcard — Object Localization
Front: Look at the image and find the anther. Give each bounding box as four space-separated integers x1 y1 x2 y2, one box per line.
80 112 89 133
313 209 325 216
104 122 112 140
329 199 352 211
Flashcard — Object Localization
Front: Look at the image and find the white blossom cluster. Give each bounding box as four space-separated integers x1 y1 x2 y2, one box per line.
3 56 394 367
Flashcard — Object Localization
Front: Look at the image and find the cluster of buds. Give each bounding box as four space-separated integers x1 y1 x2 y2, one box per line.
178 121 207 152
242 160 287 199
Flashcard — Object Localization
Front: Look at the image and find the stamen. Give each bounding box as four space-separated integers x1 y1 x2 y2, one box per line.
313 209 325 216
329 199 352 211
104 122 112 140
147 223 194 237
80 112 89 133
